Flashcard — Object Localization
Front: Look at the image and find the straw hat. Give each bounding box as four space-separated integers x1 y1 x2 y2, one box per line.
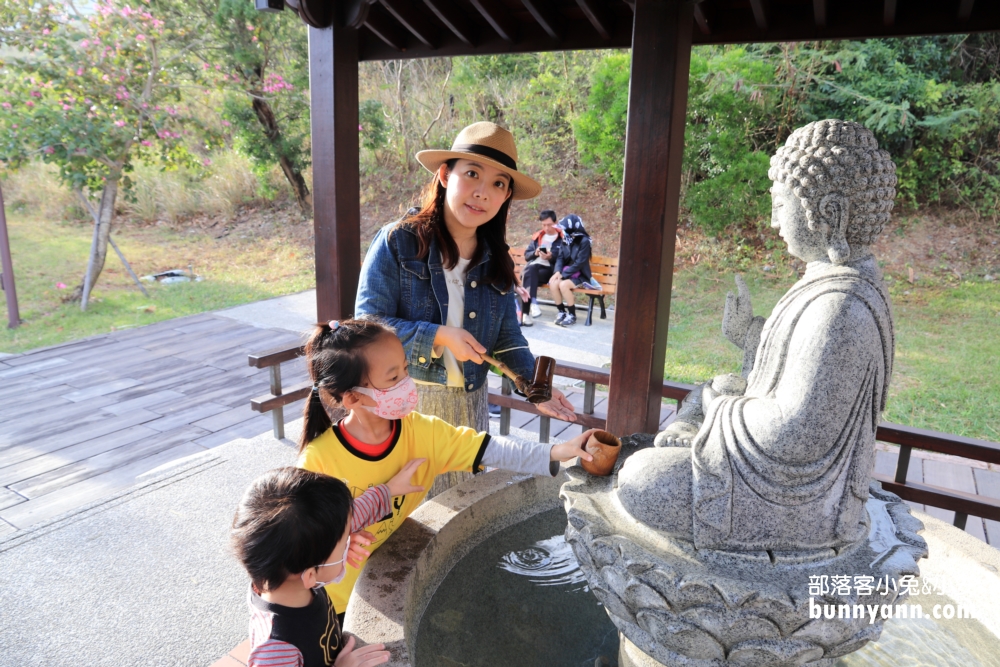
415 122 542 200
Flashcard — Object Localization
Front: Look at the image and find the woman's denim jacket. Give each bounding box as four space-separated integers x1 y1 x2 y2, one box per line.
355 222 536 392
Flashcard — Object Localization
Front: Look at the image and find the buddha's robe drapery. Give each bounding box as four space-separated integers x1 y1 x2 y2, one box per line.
691 257 894 550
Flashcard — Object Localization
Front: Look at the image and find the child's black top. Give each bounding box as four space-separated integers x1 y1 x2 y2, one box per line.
247 586 343 667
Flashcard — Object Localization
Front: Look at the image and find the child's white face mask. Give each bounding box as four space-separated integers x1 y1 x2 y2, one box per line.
352 377 418 420
313 535 350 589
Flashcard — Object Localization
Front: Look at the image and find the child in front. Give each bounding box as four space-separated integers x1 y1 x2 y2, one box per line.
297 318 596 616
232 464 425 667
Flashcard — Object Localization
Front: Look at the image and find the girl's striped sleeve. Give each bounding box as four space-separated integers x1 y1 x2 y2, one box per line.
350 483 391 531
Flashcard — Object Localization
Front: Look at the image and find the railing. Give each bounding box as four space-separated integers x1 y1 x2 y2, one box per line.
489 359 694 442
248 348 1000 530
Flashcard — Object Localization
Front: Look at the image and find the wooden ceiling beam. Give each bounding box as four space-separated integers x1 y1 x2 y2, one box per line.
814 0 827 27
883 0 896 27
959 0 975 21
422 0 477 45
576 0 615 40
469 0 519 42
521 0 564 40
693 3 711 35
380 0 438 48
363 5 408 50
749 0 767 30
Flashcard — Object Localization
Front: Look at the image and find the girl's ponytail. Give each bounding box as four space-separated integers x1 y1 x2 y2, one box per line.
301 382 334 451
298 318 393 452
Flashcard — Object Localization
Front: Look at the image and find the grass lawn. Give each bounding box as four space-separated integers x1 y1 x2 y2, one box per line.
665 264 1000 443
0 212 315 354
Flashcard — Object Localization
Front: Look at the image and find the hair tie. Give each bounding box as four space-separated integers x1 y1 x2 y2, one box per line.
329 320 339 330
312 381 320 394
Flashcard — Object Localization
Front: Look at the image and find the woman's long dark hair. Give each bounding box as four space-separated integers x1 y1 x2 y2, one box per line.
396 158 517 290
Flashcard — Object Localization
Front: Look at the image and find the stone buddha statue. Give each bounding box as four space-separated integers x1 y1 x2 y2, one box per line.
617 119 898 551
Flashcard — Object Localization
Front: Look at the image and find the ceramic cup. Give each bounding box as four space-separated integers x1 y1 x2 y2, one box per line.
581 430 621 476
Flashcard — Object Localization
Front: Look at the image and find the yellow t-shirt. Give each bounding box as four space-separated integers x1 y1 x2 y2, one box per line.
297 411 489 612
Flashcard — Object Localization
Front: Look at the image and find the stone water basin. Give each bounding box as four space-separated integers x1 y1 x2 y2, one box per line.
344 468 1000 667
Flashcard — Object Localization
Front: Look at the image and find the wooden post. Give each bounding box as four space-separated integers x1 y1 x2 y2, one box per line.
607 0 693 436
308 23 361 322
0 183 20 328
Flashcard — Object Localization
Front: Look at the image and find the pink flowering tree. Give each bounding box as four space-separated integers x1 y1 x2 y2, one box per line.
0 0 216 306
186 0 312 213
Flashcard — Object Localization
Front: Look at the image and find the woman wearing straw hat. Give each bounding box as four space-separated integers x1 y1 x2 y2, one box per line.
355 122 577 495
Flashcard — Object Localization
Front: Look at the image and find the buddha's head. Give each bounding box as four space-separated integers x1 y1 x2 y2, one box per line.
767 120 897 264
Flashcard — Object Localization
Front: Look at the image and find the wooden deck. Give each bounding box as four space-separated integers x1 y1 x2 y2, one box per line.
873 445 1000 546
0 313 308 534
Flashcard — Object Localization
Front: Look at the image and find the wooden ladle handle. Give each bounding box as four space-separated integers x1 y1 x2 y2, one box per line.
481 354 531 394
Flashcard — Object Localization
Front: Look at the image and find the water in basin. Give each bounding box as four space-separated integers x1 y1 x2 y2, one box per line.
416 507 620 666
415 508 1000 667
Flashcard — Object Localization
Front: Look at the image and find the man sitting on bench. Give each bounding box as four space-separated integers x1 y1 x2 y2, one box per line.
520 209 566 326
549 215 598 327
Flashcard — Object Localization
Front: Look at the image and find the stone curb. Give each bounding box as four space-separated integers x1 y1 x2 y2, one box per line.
343 466 569 666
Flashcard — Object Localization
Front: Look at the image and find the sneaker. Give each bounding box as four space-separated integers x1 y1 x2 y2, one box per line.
529 302 542 318
554 312 567 326
562 313 577 326
521 313 534 327
488 403 502 416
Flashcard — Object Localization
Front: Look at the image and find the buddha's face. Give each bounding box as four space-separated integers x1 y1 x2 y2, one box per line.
770 181 827 263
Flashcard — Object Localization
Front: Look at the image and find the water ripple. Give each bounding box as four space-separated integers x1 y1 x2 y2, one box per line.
498 534 589 591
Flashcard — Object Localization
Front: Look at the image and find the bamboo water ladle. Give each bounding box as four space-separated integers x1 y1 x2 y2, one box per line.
480 354 555 404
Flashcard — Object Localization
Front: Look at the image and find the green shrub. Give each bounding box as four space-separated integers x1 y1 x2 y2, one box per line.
573 52 630 186
359 100 391 153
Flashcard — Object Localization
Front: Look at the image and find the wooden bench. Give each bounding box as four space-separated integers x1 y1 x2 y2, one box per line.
510 250 618 326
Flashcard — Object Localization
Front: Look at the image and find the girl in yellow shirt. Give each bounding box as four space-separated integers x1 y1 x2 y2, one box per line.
297 318 594 614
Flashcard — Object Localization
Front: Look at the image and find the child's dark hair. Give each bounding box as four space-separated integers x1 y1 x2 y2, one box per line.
231 466 353 593
539 209 557 222
300 317 395 450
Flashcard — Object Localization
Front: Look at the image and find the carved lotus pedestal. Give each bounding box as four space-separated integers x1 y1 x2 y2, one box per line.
560 435 929 667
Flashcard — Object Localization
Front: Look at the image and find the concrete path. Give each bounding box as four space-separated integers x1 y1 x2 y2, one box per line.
0 417 557 667
0 428 296 667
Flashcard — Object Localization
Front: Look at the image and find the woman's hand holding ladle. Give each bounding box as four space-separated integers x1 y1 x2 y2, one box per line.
433 325 487 363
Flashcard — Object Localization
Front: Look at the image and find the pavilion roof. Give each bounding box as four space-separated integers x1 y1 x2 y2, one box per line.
286 0 1000 61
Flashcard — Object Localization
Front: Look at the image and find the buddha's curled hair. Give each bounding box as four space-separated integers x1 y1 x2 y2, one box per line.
768 120 897 247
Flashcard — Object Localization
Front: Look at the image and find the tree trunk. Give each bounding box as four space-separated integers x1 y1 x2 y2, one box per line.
251 96 312 214
68 178 119 306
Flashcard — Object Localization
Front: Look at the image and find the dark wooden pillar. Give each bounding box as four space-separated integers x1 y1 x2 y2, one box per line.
607 0 693 436
308 24 361 322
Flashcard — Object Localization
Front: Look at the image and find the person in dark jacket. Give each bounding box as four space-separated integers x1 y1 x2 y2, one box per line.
549 214 594 326
519 210 566 326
